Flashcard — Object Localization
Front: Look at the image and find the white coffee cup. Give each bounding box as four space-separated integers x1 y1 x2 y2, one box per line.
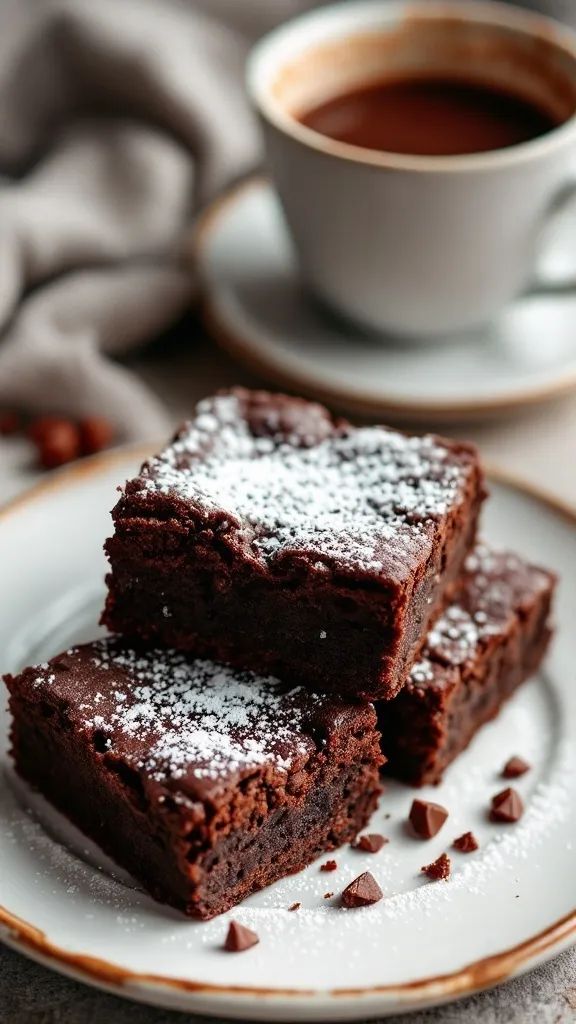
247 0 576 338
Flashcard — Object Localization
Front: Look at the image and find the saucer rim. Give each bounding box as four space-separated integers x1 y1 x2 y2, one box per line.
193 175 576 422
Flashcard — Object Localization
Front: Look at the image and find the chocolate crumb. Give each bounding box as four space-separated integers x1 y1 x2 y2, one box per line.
288 903 301 912
320 860 338 872
341 871 383 908
503 756 531 779
409 798 448 839
324 892 334 899
421 853 451 881
224 921 259 952
384 813 392 819
453 831 479 853
353 834 389 853
490 787 524 823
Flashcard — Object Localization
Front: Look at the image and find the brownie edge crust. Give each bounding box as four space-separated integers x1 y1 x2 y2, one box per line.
380 546 555 786
5 640 383 919
102 388 485 700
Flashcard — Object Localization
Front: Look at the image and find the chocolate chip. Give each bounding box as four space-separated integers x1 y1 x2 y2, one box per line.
323 892 334 899
409 799 448 839
490 787 524 823
453 831 479 853
79 416 114 456
320 860 337 872
502 756 531 779
28 416 70 445
353 834 389 853
224 921 259 952
421 853 451 881
36 420 81 469
341 871 383 908
288 903 301 912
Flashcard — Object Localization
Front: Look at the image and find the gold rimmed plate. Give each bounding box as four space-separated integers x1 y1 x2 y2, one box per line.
0 449 574 1018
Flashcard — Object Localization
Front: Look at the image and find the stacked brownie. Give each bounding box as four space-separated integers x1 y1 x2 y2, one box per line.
9 643 381 918
101 389 484 700
379 544 555 785
5 389 555 919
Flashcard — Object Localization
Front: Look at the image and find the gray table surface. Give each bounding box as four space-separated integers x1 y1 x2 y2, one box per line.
1 333 575 1022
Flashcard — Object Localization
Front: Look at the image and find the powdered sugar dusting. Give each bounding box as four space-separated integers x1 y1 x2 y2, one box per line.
4 633 573 984
35 639 326 784
410 544 552 682
136 394 471 573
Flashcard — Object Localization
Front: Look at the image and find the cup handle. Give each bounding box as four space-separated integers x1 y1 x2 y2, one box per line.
528 181 576 296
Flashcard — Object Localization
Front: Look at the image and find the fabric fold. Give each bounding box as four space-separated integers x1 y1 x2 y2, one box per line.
0 0 263 439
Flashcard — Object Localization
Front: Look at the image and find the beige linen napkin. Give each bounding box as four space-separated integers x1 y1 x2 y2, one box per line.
0 0 272 439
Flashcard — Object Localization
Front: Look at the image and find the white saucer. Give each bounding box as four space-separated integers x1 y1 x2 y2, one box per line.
195 177 576 422
0 451 575 1018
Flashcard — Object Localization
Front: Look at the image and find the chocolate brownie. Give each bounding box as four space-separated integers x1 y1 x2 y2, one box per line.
102 388 485 700
5 639 383 919
379 545 555 786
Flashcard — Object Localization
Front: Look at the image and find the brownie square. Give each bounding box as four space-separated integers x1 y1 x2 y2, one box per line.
102 388 485 700
5 639 383 919
379 545 555 786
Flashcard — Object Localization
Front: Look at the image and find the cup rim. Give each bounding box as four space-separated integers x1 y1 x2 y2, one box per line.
247 0 576 174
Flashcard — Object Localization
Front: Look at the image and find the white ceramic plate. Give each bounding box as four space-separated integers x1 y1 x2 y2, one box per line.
195 177 576 422
0 449 575 1020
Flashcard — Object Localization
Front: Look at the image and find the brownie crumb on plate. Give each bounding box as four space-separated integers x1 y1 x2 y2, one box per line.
422 853 451 881
320 860 338 872
453 832 479 853
5 638 383 919
102 388 485 700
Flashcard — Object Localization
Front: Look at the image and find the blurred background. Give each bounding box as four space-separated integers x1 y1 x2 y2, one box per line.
0 0 575 504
